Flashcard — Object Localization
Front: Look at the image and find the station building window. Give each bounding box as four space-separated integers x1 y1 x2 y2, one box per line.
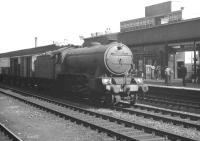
131 44 166 80
168 41 200 80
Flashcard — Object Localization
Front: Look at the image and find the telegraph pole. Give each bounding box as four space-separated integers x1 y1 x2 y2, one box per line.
35 37 37 48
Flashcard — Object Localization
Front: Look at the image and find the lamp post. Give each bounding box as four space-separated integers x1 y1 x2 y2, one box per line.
193 41 197 83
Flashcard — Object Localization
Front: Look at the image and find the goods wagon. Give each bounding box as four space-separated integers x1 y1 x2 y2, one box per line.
0 58 10 75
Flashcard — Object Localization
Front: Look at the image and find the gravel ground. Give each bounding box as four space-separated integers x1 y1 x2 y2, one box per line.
90 108 200 140
0 93 114 141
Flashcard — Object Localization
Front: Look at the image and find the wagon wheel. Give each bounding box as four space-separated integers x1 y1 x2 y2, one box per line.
86 89 97 105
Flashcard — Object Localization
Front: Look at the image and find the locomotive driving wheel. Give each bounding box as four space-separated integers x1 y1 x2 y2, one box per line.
104 91 114 106
104 91 121 106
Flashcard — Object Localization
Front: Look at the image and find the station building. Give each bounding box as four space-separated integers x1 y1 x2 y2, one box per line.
83 1 200 80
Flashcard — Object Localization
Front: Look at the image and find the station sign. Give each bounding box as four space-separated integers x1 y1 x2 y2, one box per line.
120 17 155 32
120 10 182 32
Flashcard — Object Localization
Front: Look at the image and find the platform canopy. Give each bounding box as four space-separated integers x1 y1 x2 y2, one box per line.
118 17 200 46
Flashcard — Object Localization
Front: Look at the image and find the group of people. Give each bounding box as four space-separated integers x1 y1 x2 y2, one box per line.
164 64 200 86
135 63 200 86
164 64 187 86
151 65 161 80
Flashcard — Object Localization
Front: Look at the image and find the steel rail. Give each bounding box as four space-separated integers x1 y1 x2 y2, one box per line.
112 106 200 130
140 95 200 110
143 95 200 106
0 122 23 141
138 98 200 115
132 104 200 121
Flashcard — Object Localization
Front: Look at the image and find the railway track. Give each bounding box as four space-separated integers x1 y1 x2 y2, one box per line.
112 104 200 130
143 95 200 107
0 87 199 140
0 122 23 141
139 95 200 114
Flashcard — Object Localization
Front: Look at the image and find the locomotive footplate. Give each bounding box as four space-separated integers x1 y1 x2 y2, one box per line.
107 93 137 105
105 84 139 93
104 84 139 105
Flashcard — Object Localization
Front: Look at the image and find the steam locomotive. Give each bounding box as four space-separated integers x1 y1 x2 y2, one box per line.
0 42 148 105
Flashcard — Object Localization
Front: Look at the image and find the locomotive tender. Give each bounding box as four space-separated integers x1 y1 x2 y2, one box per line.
0 42 148 105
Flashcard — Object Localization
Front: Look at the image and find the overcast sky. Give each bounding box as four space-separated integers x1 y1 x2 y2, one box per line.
0 0 200 53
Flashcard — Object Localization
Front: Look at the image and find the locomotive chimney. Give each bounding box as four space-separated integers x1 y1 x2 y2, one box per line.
108 39 117 44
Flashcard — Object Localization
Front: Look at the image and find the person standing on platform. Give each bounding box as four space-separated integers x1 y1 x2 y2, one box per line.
197 65 200 84
155 66 161 80
165 66 173 85
180 64 187 86
151 65 155 79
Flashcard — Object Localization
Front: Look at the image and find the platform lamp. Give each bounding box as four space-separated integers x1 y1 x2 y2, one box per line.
193 41 198 83
197 43 200 64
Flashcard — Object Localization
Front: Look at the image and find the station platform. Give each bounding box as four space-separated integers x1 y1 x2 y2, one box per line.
144 79 200 90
